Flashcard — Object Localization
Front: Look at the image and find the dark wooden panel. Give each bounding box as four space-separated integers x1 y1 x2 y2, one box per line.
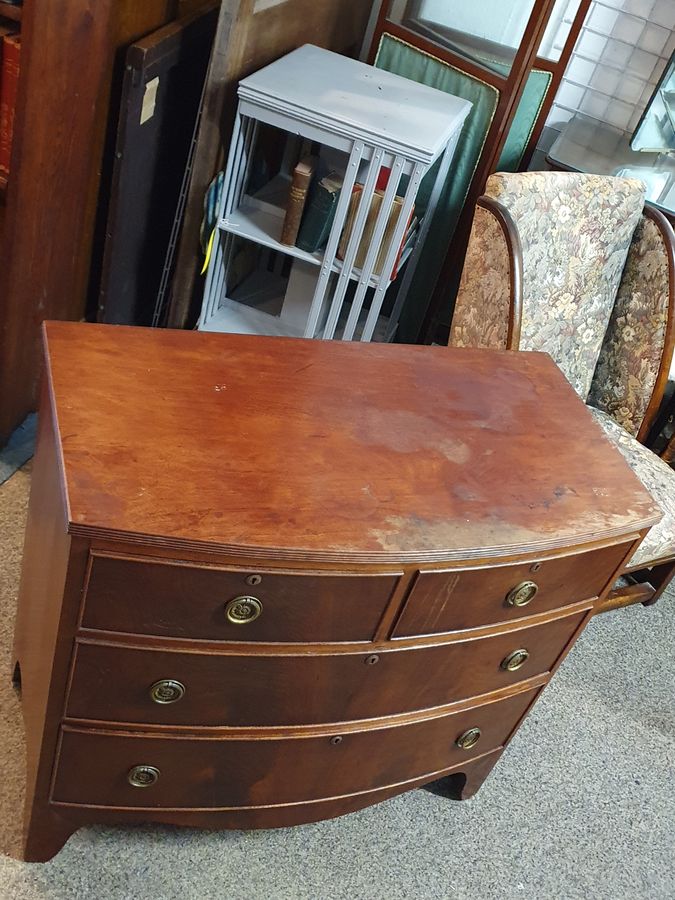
98 5 218 325
50 749 504 834
0 0 176 445
11 379 91 862
43 323 659 563
83 554 400 642
66 614 583 726
54 689 536 807
394 542 631 637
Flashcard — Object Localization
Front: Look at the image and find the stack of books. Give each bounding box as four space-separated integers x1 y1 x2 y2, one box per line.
279 156 414 280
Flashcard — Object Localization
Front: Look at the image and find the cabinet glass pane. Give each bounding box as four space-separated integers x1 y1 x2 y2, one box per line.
538 0 583 62
386 0 538 75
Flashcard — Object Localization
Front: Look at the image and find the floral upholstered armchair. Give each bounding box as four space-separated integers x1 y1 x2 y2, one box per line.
450 171 675 613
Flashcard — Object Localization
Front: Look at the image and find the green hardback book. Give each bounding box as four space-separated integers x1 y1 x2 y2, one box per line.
296 172 342 253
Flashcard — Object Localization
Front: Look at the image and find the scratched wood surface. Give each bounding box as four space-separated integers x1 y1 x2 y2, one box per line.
43 322 659 563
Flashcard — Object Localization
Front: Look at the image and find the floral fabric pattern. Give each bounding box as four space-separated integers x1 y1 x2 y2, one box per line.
589 214 672 437
450 205 512 349
589 407 675 567
484 172 646 400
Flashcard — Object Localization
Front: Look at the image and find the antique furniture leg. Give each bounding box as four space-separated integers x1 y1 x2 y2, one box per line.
596 558 675 613
640 561 675 606
21 809 77 865
11 385 87 862
425 749 504 802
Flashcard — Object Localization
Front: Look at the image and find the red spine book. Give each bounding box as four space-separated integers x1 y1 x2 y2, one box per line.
0 33 21 177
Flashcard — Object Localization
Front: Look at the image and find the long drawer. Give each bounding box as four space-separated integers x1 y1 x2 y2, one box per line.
66 612 585 726
53 688 537 808
82 553 401 643
392 542 630 637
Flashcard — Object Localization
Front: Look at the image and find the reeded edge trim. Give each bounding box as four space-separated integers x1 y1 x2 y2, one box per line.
61 679 546 739
66 518 662 565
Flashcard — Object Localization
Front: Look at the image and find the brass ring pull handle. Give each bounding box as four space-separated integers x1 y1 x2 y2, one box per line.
455 727 481 750
149 679 185 704
501 648 530 672
505 580 538 607
128 765 160 788
225 596 263 624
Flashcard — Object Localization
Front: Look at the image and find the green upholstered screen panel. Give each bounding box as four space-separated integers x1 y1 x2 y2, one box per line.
374 35 552 341
497 69 552 171
375 34 499 342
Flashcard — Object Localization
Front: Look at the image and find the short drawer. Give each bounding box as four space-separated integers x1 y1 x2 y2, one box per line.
53 688 537 808
393 542 630 637
82 553 401 643
66 612 584 726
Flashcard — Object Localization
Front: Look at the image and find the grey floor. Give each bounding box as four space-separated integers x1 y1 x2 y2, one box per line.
0 466 673 899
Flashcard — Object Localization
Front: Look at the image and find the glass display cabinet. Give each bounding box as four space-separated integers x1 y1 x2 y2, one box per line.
632 50 675 155
548 49 675 224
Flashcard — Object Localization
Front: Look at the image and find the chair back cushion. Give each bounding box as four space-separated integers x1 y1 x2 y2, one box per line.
449 204 513 349
484 172 646 400
588 210 674 438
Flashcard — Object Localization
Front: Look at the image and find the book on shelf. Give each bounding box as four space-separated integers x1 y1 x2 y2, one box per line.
280 154 316 246
0 31 20 177
0 22 18 75
296 170 343 253
337 185 414 279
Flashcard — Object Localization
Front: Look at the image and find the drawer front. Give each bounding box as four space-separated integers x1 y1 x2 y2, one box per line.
393 543 630 637
54 689 537 808
67 612 584 726
82 554 400 643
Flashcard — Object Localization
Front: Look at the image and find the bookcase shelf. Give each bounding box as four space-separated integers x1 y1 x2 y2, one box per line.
221 204 322 269
202 289 390 342
200 45 470 342
221 189 419 290
0 2 22 22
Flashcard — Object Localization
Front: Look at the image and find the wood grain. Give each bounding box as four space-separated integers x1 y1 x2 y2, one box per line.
44 322 659 563
53 688 538 808
0 0 176 445
66 613 584 726
11 379 91 863
13 321 662 860
47 748 506 837
81 552 400 642
393 541 632 636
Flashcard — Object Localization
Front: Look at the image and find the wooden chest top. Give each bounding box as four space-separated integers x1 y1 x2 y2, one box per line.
43 322 659 563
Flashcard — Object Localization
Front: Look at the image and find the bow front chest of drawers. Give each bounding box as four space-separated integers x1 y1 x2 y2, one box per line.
13 322 659 861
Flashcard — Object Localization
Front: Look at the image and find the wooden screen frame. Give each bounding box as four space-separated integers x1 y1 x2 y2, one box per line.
366 0 593 343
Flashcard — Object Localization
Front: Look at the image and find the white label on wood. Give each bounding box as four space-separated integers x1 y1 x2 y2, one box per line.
140 77 160 125
254 0 287 11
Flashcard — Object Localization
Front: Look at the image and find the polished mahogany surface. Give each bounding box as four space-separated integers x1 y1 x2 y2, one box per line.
44 322 658 562
12 322 659 862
